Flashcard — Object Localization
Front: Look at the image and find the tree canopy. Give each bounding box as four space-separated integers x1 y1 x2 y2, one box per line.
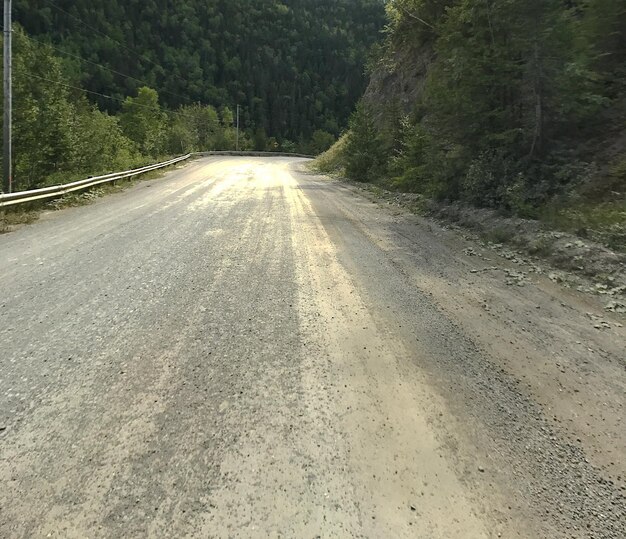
15 0 386 142
2 1 386 191
343 0 626 230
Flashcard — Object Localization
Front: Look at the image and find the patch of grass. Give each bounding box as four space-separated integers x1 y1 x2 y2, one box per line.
484 225 515 244
407 197 428 215
0 208 39 233
367 185 385 198
540 199 626 252
527 236 554 257
311 134 348 175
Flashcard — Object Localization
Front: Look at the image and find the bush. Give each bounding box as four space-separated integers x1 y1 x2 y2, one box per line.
314 134 349 174
344 102 387 182
302 130 336 155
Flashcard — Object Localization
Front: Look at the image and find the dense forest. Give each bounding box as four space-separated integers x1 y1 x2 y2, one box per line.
2 0 386 191
325 0 625 249
15 0 384 143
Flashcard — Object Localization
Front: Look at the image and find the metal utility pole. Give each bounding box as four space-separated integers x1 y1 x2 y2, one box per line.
3 0 12 194
235 104 240 151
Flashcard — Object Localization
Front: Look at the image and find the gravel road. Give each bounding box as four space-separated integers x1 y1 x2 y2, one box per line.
0 156 624 538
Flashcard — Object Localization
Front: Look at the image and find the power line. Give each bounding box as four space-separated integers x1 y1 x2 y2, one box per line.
1 23 193 106
19 32 191 105
42 0 166 74
17 71 205 122
21 71 144 106
23 34 152 88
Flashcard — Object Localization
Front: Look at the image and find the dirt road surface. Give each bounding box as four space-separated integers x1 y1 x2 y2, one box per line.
0 157 624 538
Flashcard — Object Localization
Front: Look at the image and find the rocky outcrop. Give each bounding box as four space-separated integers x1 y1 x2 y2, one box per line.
362 45 434 124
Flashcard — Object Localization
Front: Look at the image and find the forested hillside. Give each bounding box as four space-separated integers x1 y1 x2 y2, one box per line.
15 0 384 143
325 0 625 250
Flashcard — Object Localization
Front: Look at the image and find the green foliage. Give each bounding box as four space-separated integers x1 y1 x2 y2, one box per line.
120 87 167 157
389 117 464 199
344 102 386 182
4 1 383 193
165 104 225 154
540 198 626 252
15 0 386 142
253 128 269 151
342 0 626 227
385 0 453 46
280 140 298 154
69 104 139 174
303 130 336 156
314 133 349 175
165 115 197 155
609 156 626 189
3 28 143 191
391 120 432 190
9 28 73 189
579 0 626 88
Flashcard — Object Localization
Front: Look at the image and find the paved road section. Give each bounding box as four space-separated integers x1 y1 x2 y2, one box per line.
0 157 624 538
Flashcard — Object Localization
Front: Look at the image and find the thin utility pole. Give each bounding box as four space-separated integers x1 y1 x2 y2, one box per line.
236 104 239 151
3 0 12 193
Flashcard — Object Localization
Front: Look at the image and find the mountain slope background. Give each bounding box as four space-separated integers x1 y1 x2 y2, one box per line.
15 0 385 143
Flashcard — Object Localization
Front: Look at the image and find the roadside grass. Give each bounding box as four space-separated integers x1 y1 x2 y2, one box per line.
539 199 626 253
366 184 385 198
312 151 625 295
314 149 625 255
311 134 348 176
526 235 554 258
0 209 39 233
484 226 516 245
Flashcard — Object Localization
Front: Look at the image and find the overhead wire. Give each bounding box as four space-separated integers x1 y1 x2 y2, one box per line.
42 0 167 74
7 6 234 122
39 1 210 107
19 32 191 105
17 71 209 122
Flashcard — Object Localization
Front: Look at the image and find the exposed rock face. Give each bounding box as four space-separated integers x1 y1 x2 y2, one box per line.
363 45 434 124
